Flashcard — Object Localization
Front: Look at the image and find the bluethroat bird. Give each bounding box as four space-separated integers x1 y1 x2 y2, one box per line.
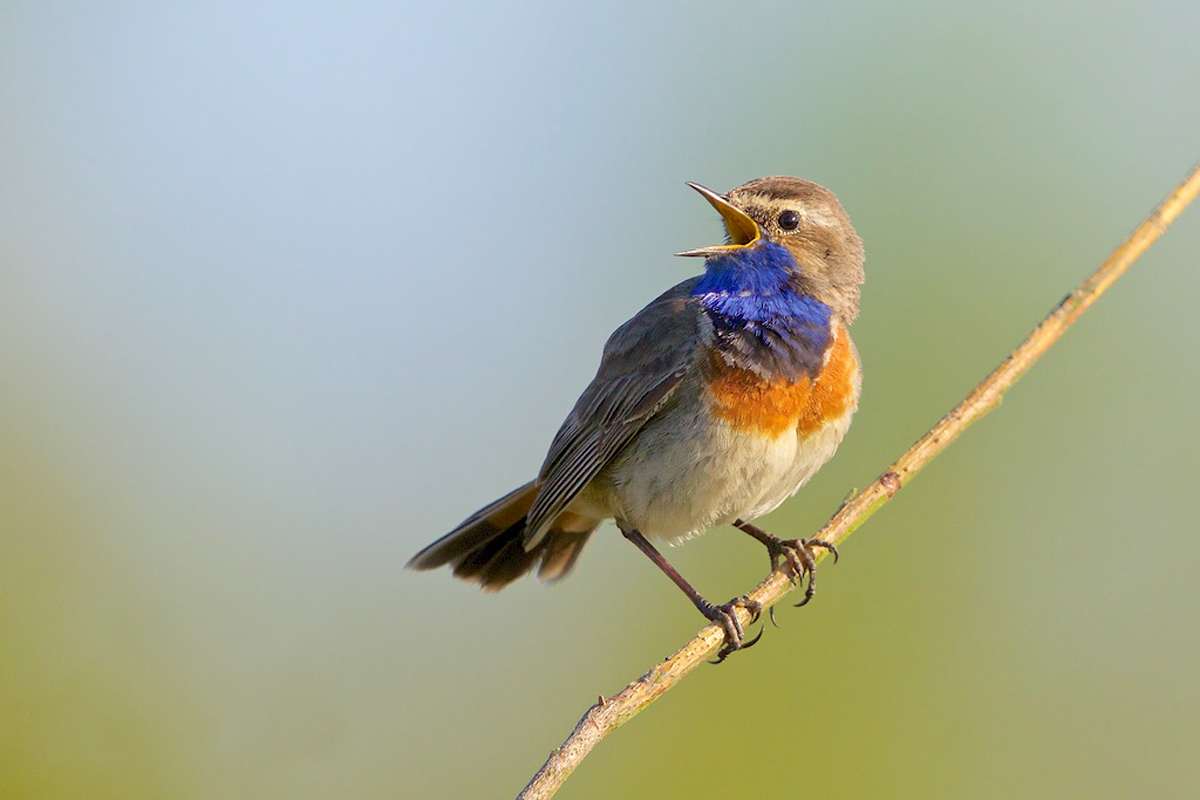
409 177 864 661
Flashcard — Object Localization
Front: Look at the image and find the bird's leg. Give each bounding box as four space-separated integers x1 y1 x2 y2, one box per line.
620 527 762 664
734 519 839 610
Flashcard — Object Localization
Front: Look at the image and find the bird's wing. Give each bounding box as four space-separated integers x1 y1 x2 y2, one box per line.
524 277 705 548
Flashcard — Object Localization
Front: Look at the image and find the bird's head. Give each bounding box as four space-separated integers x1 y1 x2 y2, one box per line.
678 176 865 322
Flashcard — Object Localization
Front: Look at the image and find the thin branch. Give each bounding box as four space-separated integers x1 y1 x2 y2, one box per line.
517 163 1200 800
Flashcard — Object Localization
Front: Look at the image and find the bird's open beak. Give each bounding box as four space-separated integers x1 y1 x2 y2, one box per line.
675 181 761 258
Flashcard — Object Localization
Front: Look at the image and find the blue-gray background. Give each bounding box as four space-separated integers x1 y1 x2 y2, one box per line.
3 2 1199 798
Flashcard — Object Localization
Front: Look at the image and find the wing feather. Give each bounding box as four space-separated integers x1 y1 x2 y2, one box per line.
523 277 703 547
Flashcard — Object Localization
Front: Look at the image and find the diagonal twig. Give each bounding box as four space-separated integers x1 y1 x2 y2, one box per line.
517 163 1200 800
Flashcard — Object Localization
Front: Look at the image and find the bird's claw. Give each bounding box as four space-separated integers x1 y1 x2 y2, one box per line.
705 596 764 664
760 536 838 608
734 520 842 625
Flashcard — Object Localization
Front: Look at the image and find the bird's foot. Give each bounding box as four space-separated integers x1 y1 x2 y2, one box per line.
702 596 763 664
762 537 837 625
768 537 839 608
734 520 839 620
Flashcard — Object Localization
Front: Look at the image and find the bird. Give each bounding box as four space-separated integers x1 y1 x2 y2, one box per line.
408 176 864 661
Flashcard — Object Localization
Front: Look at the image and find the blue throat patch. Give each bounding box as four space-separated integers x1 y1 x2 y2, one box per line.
692 241 832 381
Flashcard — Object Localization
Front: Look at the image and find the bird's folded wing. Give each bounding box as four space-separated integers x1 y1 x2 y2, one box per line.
523 277 704 548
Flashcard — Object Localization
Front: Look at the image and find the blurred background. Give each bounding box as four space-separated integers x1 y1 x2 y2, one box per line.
3 2 1199 798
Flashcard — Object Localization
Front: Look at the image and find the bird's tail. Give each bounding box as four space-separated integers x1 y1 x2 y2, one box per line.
407 481 598 591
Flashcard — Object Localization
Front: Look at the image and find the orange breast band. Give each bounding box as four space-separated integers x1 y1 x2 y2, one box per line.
706 326 858 437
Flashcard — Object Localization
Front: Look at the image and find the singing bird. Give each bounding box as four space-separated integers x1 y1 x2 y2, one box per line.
409 177 864 661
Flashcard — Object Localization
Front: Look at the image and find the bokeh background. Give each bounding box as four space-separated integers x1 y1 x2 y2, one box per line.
3 2 1199 798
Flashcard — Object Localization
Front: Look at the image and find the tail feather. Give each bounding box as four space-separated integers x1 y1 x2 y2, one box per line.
407 481 598 591
536 512 595 581
407 482 537 570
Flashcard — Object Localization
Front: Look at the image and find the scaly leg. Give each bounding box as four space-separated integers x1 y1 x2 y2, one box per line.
621 527 763 664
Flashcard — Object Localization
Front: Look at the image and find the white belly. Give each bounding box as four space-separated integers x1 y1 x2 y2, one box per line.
571 396 856 544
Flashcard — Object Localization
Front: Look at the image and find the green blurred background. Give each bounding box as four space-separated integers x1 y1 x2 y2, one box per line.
3 2 1199 798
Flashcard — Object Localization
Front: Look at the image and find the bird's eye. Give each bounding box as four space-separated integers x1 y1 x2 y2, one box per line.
777 210 800 231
